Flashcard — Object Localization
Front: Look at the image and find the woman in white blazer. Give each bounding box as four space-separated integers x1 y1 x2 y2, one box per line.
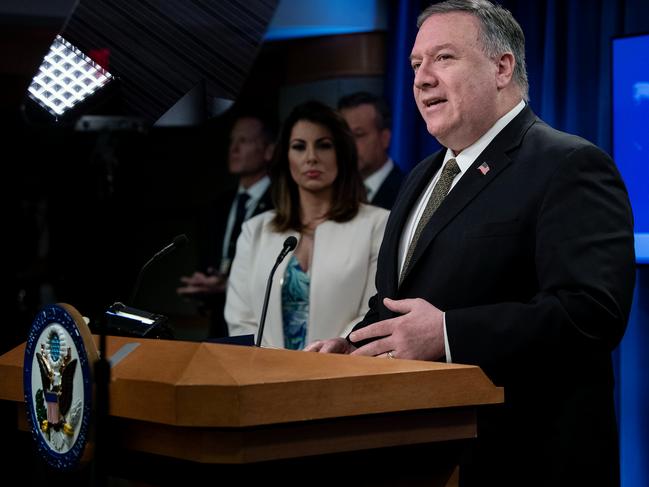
225 101 388 349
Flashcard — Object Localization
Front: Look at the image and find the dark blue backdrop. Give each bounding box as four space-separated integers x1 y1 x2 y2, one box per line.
384 2 649 486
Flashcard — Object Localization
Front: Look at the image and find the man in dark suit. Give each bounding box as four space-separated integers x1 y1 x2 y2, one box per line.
306 1 635 485
178 110 275 337
338 92 404 209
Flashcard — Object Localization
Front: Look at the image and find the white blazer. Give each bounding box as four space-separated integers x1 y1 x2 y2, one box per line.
225 204 389 348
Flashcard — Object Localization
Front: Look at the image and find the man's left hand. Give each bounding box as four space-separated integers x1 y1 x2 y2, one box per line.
349 297 445 361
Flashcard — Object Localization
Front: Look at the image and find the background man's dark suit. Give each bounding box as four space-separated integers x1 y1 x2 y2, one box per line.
197 186 273 337
353 106 636 485
369 165 404 210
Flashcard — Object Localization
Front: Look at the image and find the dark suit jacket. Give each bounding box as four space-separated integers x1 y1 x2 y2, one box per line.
197 184 273 337
370 165 405 210
353 106 635 486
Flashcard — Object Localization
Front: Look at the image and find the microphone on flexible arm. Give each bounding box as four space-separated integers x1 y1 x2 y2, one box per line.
130 234 189 305
104 234 188 340
256 236 298 347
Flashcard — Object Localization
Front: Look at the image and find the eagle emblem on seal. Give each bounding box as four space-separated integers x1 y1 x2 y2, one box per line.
34 326 83 451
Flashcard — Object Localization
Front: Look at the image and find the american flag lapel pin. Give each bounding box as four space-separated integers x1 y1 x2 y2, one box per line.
477 162 490 175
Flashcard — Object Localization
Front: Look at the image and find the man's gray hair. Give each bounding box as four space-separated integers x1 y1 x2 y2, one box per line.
418 0 529 101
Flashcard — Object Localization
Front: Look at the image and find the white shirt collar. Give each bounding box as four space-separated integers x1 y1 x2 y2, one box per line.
238 175 270 204
443 100 526 172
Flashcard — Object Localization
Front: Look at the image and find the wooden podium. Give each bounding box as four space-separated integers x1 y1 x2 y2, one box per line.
0 336 503 485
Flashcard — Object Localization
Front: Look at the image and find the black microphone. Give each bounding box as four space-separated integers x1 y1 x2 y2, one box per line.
130 234 189 305
256 236 298 347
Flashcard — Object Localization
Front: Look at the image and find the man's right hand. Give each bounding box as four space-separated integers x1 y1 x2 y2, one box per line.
177 270 227 296
303 337 356 354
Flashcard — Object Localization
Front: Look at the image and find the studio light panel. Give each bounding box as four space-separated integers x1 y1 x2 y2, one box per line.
28 35 113 117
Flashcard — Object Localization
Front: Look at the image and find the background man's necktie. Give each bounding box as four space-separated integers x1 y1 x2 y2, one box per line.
227 192 250 263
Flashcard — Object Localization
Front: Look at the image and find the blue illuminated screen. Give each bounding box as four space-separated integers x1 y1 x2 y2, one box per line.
613 34 649 264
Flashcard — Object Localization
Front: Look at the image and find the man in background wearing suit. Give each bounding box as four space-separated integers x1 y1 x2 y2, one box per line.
306 1 635 485
178 110 276 338
338 92 404 209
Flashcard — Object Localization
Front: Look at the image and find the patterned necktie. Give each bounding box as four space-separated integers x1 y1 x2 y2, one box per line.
227 192 250 263
400 158 460 284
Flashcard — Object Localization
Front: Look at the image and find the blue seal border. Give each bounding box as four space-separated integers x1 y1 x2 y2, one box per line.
23 304 93 471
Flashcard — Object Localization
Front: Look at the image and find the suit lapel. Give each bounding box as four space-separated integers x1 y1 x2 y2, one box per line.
372 166 405 209
399 106 538 286
252 187 273 216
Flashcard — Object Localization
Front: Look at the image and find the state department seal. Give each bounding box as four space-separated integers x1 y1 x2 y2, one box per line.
23 303 98 470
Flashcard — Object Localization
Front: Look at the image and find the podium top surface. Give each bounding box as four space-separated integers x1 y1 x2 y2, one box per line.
1 336 503 428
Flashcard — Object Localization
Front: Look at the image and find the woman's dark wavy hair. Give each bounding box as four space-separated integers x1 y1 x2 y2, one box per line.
271 100 365 232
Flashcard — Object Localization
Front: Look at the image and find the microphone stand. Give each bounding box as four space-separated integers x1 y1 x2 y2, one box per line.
129 255 156 305
77 116 145 487
256 258 282 348
93 314 110 487
256 237 297 347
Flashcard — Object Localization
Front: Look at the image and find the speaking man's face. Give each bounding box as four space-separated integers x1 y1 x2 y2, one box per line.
410 12 503 153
